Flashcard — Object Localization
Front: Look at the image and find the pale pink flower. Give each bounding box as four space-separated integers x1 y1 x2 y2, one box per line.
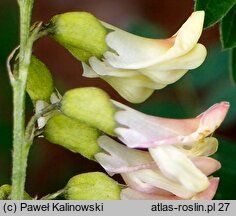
114 101 229 148
121 178 219 200
95 136 221 200
109 101 229 198
95 102 229 199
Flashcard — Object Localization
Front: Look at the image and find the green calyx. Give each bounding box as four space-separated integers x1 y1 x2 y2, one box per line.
50 12 109 62
0 184 32 200
65 172 121 200
26 56 54 103
44 114 101 160
61 87 116 136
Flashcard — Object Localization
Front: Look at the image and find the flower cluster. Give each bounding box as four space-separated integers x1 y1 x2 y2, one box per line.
39 9 230 200
83 11 206 103
95 102 229 199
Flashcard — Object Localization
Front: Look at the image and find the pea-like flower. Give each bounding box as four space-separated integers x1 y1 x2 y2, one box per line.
95 101 229 199
114 101 229 148
95 135 220 200
83 11 206 103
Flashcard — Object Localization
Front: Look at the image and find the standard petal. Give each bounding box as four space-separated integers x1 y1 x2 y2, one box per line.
149 145 209 193
180 102 230 145
114 101 229 148
155 11 205 65
114 100 199 148
103 11 204 69
103 25 170 69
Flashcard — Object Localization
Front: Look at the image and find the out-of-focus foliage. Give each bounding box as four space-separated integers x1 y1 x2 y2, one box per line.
230 48 236 83
0 0 18 186
213 138 236 199
195 0 236 84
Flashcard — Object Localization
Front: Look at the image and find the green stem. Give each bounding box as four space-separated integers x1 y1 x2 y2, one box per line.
11 0 34 200
40 189 65 200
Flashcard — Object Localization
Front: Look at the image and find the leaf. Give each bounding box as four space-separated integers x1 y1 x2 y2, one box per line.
195 0 236 28
230 48 236 83
220 4 236 49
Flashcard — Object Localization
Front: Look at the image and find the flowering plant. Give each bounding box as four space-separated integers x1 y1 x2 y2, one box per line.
0 0 235 200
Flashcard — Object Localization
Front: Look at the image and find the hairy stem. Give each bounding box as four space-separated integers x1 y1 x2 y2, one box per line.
11 0 34 200
40 189 65 200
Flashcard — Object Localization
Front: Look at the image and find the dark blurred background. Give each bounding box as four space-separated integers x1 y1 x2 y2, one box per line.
0 0 236 199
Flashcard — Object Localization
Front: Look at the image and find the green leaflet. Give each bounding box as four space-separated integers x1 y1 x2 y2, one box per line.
195 0 236 28
220 4 236 49
230 48 236 83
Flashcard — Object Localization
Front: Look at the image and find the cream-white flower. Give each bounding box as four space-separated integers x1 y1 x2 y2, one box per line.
83 11 206 103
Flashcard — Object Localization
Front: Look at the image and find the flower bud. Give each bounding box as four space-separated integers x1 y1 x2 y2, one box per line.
27 56 54 103
0 184 32 200
44 114 101 159
49 12 109 62
65 172 121 200
61 87 116 135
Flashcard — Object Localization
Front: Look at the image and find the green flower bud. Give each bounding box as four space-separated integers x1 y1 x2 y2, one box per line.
44 114 101 159
61 87 116 136
50 12 109 62
0 184 32 200
65 172 121 200
27 56 54 103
